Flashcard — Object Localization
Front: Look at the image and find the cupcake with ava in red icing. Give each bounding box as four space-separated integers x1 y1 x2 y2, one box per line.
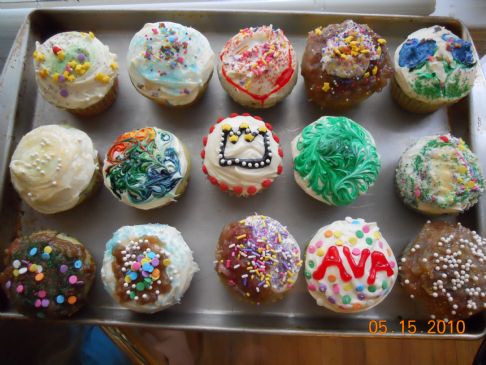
218 25 298 109
201 113 283 196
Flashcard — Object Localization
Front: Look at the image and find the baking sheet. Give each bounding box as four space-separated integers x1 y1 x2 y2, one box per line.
0 9 486 338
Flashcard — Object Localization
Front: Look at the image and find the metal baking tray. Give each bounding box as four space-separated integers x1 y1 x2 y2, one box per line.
1 9 485 339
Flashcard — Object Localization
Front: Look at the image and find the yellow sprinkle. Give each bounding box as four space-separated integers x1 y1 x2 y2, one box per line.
67 75 75 82
95 73 110 83
334 231 342 238
163 258 171 266
377 46 382 56
277 233 282 243
349 237 358 245
364 72 370 78
258 126 267 133
316 248 325 257
68 60 77 68
457 177 464 183
229 135 238 143
372 66 378 76
33 51 45 62
124 276 131 283
349 41 359 46
56 51 65 61
377 38 387 45
373 232 382 240
29 264 37 272
351 51 358 57
38 68 48 79
361 49 370 54
13 269 19 277
314 27 322 36
43 246 52 254
322 82 330 92
75 64 84 74
246 292 250 297
344 35 354 43
239 219 246 224
239 122 249 129
466 181 476 189
82 61 91 70
236 234 247 240
458 165 468 174
88 31 95 39
221 124 232 132
343 283 353 291
333 48 342 56
52 73 59 82
336 240 343 246
110 62 118 70
244 134 255 142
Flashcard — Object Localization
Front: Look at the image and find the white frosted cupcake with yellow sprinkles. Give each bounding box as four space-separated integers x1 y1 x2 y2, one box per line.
33 31 119 116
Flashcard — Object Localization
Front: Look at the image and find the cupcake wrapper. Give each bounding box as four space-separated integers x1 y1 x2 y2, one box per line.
77 154 103 207
69 78 119 117
391 77 454 114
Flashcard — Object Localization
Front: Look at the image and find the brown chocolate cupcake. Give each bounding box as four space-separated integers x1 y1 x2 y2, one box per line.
399 221 486 320
214 215 302 304
301 20 393 109
0 231 96 319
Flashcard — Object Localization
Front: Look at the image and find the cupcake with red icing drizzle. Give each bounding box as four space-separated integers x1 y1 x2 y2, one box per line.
301 20 393 109
218 25 298 108
201 113 283 196
215 215 302 304
0 230 96 319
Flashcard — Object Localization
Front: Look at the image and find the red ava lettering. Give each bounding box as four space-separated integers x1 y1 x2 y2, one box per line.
312 246 393 285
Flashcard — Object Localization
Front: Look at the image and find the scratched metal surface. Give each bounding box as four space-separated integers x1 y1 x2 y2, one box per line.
0 9 485 338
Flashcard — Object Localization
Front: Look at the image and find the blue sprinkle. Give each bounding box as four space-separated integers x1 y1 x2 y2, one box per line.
352 220 360 225
56 295 65 304
74 260 82 269
168 35 176 42
129 272 138 280
41 253 50 260
29 247 38 256
142 263 154 273
147 252 156 259
356 284 364 292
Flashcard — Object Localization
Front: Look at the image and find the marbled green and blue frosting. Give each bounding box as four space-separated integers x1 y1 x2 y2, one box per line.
127 22 215 106
291 116 381 206
394 26 477 104
102 127 190 210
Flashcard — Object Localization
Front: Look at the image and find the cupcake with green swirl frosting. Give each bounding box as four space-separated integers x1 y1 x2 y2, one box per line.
392 26 478 113
291 116 381 206
102 127 191 209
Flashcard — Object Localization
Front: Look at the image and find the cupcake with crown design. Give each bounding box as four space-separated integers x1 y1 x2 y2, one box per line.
392 26 478 113
33 31 118 116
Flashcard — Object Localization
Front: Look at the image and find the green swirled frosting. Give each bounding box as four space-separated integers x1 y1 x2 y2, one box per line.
293 116 381 206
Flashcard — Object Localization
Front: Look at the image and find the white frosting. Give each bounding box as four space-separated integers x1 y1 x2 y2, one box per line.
102 127 190 210
127 22 215 106
394 26 477 105
34 32 118 110
101 224 199 313
305 217 398 313
202 115 282 196
217 25 298 108
9 125 98 214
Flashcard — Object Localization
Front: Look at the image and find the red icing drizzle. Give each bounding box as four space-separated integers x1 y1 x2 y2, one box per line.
312 246 351 282
342 247 370 279
367 251 394 285
220 47 294 105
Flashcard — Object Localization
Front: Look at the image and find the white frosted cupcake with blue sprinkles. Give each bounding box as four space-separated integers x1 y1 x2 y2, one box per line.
101 224 199 313
127 21 215 107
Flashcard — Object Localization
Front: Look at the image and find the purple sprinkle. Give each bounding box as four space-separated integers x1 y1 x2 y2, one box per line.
5 281 11 289
60 89 68 97
77 53 86 62
319 284 327 293
141 271 149 277
328 296 336 304
137 255 144 261
151 258 160 266
58 75 65 82
242 278 248 287
357 293 366 300
60 264 68 273
258 281 265 287
41 299 50 307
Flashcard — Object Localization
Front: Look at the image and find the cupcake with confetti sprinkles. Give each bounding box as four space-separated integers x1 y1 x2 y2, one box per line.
0 230 96 319
400 221 486 320
127 22 215 107
395 134 484 215
9 124 102 214
218 25 298 108
305 217 397 313
201 113 283 196
33 31 118 116
103 127 191 209
215 215 302 304
301 20 392 109
291 116 381 206
392 26 478 113
101 224 198 313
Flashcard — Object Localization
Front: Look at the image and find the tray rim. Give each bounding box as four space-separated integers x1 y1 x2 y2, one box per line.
0 8 485 339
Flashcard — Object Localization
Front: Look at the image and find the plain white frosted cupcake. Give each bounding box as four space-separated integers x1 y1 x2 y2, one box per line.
127 21 215 107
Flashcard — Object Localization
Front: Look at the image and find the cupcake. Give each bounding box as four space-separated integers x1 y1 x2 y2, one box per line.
399 221 486 320
305 217 398 313
291 116 381 206
395 134 484 215
101 224 198 313
215 215 302 304
218 25 298 108
127 22 215 107
201 113 283 196
9 124 102 214
0 230 96 319
103 127 191 209
392 26 478 113
33 31 118 116
301 20 393 109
